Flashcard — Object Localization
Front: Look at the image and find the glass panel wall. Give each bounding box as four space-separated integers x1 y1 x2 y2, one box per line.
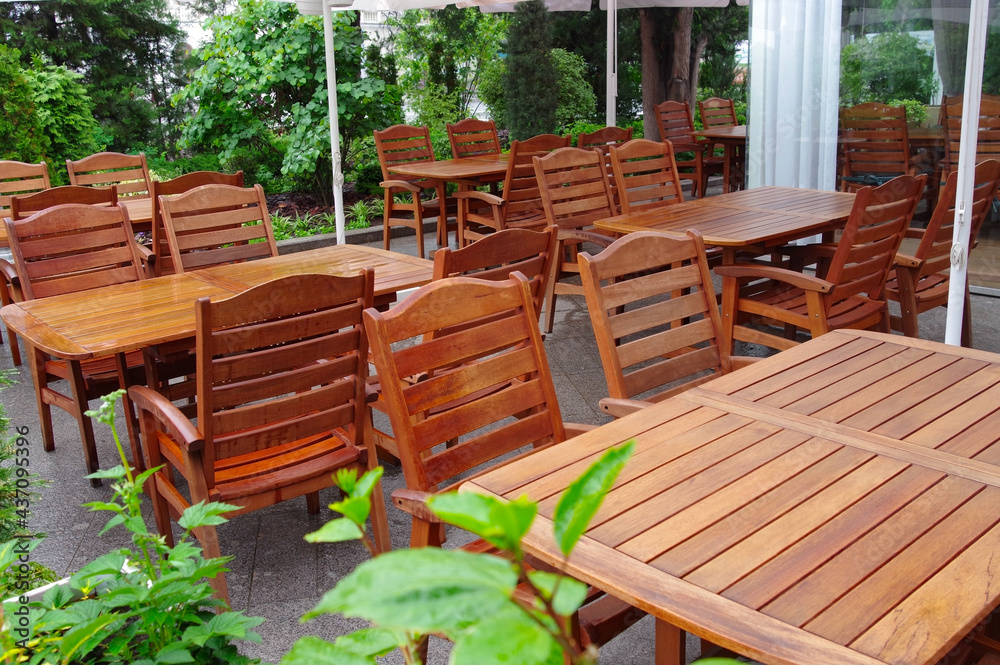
839 0 1000 292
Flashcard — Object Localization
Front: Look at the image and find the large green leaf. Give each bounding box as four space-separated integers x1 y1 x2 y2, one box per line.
553 441 634 557
304 519 363 544
333 628 399 657
526 570 588 617
330 496 371 525
428 492 536 552
308 548 516 633
280 636 375 665
450 604 564 665
178 501 240 530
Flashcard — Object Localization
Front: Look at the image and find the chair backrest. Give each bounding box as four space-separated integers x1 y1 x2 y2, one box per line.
825 174 925 311
447 118 501 159
533 147 617 231
433 226 557 318
578 126 634 205
910 160 1000 282
937 93 1000 127
698 97 738 130
158 183 278 273
580 230 730 403
0 161 50 217
653 100 699 150
840 102 911 180
610 139 685 213
66 152 152 200
373 124 436 184
194 271 373 483
10 185 117 220
151 171 245 276
4 203 144 300
942 99 1000 178
364 273 565 493
494 135 571 228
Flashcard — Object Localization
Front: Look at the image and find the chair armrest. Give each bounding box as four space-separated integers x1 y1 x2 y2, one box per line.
127 385 204 452
391 488 442 523
893 252 922 269
453 190 504 206
564 422 598 438
779 243 839 260
599 398 654 418
714 262 834 293
134 241 155 278
0 258 19 286
730 356 761 370
380 179 423 194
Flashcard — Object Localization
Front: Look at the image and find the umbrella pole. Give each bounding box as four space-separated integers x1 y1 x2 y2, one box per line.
606 0 617 126
945 0 989 346
323 0 347 245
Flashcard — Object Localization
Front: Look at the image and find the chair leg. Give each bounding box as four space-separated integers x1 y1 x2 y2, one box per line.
196 523 231 608
5 324 20 366
306 491 320 514
369 477 391 554
382 213 392 252
28 345 56 454
542 246 562 334
962 282 974 348
67 360 102 488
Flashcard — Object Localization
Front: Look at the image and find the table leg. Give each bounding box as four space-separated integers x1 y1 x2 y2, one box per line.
654 618 686 665
722 144 733 195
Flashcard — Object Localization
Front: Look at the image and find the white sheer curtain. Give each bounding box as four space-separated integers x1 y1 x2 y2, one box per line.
747 0 842 191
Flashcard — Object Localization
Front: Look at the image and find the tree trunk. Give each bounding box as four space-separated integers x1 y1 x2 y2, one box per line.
640 8 666 139
665 8 693 104
689 32 709 110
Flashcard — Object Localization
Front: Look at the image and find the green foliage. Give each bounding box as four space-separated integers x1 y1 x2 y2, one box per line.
289 442 635 665
0 0 188 154
482 48 596 132
506 0 558 140
388 7 507 120
1 392 264 664
840 31 939 105
0 539 59 600
146 152 225 181
0 46 45 164
887 98 928 127
344 200 375 230
694 5 750 96
24 61 101 186
176 0 400 201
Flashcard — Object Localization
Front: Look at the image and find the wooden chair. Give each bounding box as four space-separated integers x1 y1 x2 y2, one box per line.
4 204 147 484
533 147 618 333
580 230 755 418
454 134 569 246
610 138 685 213
9 185 118 220
128 271 388 604
158 183 278 273
653 100 713 198
364 272 642 646
697 97 743 192
936 93 1000 128
886 160 1000 346
367 227 558 461
447 118 501 159
0 160 49 218
66 152 152 200
150 171 245 277
0 160 51 367
374 124 451 259
839 102 938 207
715 174 926 354
942 99 1000 186
578 126 634 208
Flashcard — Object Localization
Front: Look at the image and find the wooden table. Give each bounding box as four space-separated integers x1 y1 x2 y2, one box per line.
388 156 508 189
0 244 433 361
0 197 153 249
595 186 856 263
695 125 746 194
465 329 1000 665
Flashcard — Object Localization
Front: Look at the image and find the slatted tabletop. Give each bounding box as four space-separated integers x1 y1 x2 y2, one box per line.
465 330 1000 665
595 187 856 263
0 244 433 360
388 157 508 187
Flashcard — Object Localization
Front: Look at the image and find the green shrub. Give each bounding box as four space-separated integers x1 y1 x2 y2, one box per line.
146 153 224 181
840 31 939 105
0 46 45 165
887 99 928 127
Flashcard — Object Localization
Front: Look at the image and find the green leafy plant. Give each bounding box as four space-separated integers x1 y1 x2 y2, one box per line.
840 31 939 105
345 199 374 230
283 441 636 665
1 391 264 664
887 98 928 128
